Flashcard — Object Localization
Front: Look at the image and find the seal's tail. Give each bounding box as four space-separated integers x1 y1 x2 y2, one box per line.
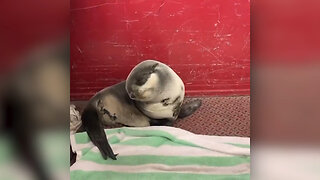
178 99 202 119
81 105 117 160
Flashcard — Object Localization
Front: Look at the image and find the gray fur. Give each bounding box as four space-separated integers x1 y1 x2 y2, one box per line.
88 81 151 127
126 60 185 120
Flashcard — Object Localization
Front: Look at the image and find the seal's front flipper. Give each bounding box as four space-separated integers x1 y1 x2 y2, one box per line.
82 105 117 160
178 99 202 119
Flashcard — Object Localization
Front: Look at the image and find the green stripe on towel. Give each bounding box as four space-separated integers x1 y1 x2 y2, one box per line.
82 153 250 167
71 170 250 180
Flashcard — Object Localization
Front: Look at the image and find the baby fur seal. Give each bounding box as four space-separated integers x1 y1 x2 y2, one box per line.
126 60 202 125
81 60 201 160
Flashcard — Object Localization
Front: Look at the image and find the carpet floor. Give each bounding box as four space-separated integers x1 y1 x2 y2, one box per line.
72 96 250 137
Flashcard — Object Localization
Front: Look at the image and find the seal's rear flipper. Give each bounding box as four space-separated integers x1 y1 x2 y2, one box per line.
178 99 202 119
82 106 117 160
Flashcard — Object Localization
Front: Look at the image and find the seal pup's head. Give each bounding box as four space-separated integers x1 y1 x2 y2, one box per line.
126 60 161 102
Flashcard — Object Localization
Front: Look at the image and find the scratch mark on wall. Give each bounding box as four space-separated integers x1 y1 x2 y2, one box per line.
167 18 197 48
121 19 140 23
76 45 83 54
103 41 118 45
214 6 221 27
121 19 140 30
168 0 182 4
71 1 121 11
143 11 155 18
176 10 184 15
241 32 250 51
234 9 242 17
213 24 225 39
142 0 168 18
157 1 167 14
176 18 196 31
197 43 223 63
113 44 132 47
233 1 242 17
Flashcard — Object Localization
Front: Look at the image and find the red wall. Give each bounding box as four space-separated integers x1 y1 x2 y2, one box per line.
71 0 250 100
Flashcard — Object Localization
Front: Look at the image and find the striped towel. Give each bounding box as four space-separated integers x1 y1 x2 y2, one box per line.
70 126 250 180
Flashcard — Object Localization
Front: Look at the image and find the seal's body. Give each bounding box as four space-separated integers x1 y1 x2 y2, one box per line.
87 81 150 127
81 60 202 160
126 60 185 120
